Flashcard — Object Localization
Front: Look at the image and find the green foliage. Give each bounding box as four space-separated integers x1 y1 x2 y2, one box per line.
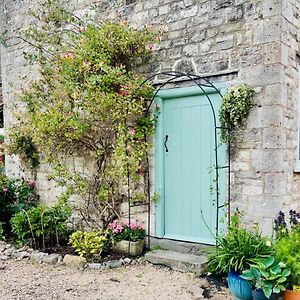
8 0 158 227
275 231 300 287
0 175 39 237
11 201 71 249
208 214 273 274
241 256 291 298
0 223 4 241
108 220 146 242
220 84 255 142
69 230 108 260
7 132 39 169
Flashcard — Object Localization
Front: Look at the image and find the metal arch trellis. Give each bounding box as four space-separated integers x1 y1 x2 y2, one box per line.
126 71 231 251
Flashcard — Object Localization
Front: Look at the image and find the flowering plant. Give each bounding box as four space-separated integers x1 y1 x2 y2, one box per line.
274 210 300 289
108 220 145 242
274 210 300 239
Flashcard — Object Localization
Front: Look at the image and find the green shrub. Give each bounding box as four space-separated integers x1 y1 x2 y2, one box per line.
0 223 4 241
69 230 108 261
275 230 300 288
208 214 273 274
11 201 71 248
0 175 39 237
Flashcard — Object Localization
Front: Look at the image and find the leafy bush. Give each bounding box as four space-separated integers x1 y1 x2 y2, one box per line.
0 175 39 237
241 256 290 298
274 210 300 288
0 223 4 241
69 230 108 261
219 84 255 142
11 201 71 249
108 220 145 242
7 0 159 228
208 214 273 274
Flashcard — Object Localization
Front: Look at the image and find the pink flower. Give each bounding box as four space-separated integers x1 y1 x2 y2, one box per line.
128 128 136 136
3 188 8 193
156 34 162 42
116 225 123 231
28 180 35 188
145 43 154 51
130 223 137 229
61 52 75 59
83 60 91 67
120 89 128 97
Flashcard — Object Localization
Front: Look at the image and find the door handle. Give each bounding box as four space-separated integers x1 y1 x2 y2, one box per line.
164 135 169 153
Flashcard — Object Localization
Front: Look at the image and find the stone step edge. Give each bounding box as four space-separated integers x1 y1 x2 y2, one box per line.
144 250 208 275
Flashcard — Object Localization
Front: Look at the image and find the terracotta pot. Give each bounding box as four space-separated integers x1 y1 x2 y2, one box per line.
284 290 300 300
113 240 144 256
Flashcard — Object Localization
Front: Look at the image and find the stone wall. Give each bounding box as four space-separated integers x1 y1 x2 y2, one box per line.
0 0 298 235
281 0 300 216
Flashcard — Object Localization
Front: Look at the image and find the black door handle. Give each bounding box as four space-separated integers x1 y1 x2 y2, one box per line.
164 135 169 152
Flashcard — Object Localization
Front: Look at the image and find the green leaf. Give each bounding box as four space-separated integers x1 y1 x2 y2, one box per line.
262 287 272 299
270 265 281 275
260 270 269 278
282 269 291 277
263 257 275 268
273 287 281 294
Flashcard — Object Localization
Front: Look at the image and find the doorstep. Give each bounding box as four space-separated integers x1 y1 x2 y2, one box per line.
144 250 208 275
149 237 214 256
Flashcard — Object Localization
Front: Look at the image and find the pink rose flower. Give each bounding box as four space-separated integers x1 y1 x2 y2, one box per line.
28 180 35 188
128 128 136 136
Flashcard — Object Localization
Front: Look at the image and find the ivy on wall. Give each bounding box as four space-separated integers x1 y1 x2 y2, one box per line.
6 0 160 227
219 84 255 143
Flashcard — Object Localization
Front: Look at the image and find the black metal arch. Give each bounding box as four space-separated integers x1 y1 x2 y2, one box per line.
127 71 231 250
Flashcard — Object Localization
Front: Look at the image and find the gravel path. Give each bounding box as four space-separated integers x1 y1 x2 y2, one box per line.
0 260 229 300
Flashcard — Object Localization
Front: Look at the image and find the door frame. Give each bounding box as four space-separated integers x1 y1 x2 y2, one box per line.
154 84 227 242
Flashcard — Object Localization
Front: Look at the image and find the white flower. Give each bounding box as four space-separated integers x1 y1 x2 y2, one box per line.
279 262 286 268
266 240 272 247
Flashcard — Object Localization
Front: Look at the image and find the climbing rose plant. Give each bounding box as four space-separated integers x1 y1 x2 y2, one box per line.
7 0 159 227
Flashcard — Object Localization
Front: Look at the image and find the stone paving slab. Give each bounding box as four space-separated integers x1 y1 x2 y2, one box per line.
145 250 208 275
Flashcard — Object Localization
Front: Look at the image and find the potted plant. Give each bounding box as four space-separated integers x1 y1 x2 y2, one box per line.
241 256 291 300
208 211 273 300
274 211 300 300
108 219 145 256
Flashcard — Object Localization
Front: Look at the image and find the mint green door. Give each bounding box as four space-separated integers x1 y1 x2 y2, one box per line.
155 86 226 244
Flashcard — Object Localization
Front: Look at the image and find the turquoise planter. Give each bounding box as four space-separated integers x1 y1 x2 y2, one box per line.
228 271 253 300
252 289 278 300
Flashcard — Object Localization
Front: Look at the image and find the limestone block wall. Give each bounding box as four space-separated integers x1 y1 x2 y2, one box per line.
0 0 297 235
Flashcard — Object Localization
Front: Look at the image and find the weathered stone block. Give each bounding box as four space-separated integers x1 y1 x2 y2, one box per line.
251 150 284 172
265 173 287 196
253 17 281 45
63 254 86 267
216 35 234 50
263 128 286 148
159 5 170 15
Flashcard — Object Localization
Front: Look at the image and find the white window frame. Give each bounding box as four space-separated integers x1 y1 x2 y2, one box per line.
296 66 300 172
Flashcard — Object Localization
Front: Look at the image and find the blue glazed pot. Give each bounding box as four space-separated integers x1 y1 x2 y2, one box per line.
252 289 278 300
228 271 253 300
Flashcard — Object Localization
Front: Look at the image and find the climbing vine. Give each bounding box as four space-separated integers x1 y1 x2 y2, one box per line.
6 0 160 228
219 84 255 143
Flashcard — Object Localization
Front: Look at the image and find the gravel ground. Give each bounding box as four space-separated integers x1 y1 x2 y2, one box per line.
0 260 230 300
